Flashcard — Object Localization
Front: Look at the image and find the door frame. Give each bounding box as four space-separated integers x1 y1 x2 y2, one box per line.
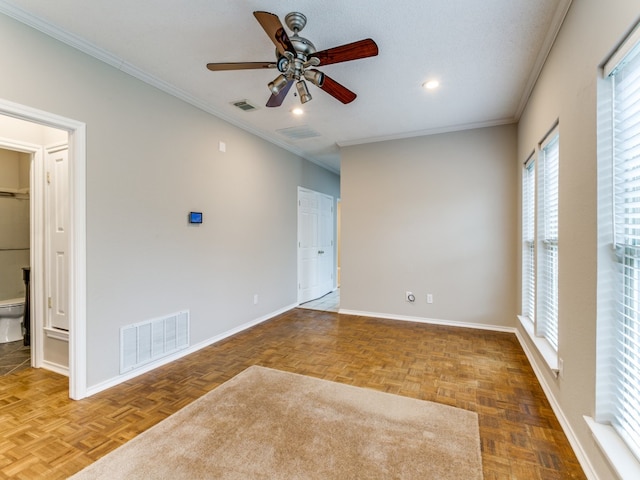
0 138 44 368
0 98 87 400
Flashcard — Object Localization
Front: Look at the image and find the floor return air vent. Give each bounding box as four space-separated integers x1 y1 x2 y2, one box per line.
120 311 189 374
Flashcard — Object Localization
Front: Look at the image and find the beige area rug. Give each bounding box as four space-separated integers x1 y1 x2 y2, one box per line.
70 366 482 479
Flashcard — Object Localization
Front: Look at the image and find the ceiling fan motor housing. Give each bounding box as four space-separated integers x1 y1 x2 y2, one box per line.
276 11 318 79
276 34 317 82
290 35 316 57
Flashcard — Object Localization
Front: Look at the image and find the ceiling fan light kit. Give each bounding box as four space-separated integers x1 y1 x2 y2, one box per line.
296 80 312 104
206 11 379 107
268 74 289 95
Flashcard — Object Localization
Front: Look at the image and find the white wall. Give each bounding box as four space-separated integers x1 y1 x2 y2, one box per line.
0 13 339 387
341 125 517 328
517 1 640 479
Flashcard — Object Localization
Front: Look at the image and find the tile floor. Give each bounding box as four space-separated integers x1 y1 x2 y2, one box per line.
0 340 31 376
298 288 340 312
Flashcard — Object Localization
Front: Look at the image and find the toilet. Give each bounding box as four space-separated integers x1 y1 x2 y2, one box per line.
0 298 25 343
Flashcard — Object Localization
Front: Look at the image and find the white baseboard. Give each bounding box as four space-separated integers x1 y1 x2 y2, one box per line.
514 328 599 480
84 303 298 398
338 308 515 333
340 308 599 479
41 360 69 377
79 303 599 479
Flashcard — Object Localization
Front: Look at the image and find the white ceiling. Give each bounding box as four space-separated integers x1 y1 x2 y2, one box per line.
0 0 572 173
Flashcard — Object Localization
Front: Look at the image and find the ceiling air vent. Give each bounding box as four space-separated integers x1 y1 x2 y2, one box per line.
231 99 258 112
276 125 321 141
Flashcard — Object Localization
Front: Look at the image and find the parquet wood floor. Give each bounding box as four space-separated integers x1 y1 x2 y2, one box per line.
0 309 586 479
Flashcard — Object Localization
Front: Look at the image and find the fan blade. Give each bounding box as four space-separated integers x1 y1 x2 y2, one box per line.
311 38 378 66
266 80 294 107
253 11 296 57
319 75 357 104
206 62 275 71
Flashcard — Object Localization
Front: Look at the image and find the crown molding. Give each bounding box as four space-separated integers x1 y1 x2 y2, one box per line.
513 0 573 119
337 117 516 148
0 1 337 173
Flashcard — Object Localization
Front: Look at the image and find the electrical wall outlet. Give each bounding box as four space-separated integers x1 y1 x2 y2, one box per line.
405 291 416 302
427 293 433 304
253 294 259 305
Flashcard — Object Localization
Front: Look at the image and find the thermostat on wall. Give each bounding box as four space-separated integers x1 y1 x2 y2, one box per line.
188 212 203 224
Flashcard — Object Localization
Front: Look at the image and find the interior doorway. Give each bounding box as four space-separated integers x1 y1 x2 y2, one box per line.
0 146 32 374
0 99 87 400
0 127 69 374
297 186 336 305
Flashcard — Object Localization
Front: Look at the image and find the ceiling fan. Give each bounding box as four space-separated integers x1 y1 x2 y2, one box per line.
206 11 379 107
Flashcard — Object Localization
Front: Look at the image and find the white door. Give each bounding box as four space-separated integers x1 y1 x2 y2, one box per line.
46 145 69 331
298 187 334 304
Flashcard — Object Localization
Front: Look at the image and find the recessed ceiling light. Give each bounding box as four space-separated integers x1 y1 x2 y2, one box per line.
292 107 304 116
422 80 440 90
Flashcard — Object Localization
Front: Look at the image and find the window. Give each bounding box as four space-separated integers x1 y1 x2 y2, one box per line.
597 31 640 462
538 134 560 350
519 128 560 370
522 158 536 322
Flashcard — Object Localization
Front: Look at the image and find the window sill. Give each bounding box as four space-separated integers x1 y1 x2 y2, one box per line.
584 416 640 479
517 315 559 376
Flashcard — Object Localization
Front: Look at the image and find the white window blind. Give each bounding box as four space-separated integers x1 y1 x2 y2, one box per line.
522 158 536 322
538 134 559 350
610 39 640 459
